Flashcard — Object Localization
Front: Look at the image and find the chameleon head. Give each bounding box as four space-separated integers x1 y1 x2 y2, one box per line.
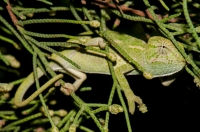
144 36 186 77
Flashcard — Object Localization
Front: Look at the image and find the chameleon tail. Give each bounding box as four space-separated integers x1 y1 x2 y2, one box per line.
14 68 63 107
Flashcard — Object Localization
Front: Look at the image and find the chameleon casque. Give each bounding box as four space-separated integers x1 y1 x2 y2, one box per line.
14 30 186 114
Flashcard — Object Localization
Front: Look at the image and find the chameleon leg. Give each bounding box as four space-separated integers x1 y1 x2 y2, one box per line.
59 68 87 95
84 37 106 49
115 65 147 114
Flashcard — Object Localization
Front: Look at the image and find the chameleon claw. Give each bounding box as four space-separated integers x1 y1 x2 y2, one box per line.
84 37 106 49
107 53 117 62
138 103 148 113
60 83 75 95
78 37 91 44
143 72 153 79
194 77 200 88
98 38 106 49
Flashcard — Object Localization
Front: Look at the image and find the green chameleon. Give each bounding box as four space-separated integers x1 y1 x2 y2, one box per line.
14 30 186 114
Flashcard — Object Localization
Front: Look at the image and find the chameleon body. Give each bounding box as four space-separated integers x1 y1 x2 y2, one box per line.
14 30 186 114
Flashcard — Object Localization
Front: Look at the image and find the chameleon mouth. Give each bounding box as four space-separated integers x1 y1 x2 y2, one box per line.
152 62 185 78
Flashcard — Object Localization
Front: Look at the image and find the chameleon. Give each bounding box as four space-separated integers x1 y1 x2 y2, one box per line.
14 30 186 114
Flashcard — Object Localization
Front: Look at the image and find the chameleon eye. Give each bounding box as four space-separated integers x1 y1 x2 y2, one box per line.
157 41 170 55
146 36 182 63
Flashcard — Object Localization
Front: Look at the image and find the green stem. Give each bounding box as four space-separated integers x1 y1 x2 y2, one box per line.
2 113 43 131
0 15 33 54
33 51 56 128
71 92 104 132
17 19 94 26
182 0 200 48
70 3 90 31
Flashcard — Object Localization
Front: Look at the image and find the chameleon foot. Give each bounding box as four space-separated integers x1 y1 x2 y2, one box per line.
138 104 148 113
143 72 153 80
60 83 75 96
134 95 148 113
